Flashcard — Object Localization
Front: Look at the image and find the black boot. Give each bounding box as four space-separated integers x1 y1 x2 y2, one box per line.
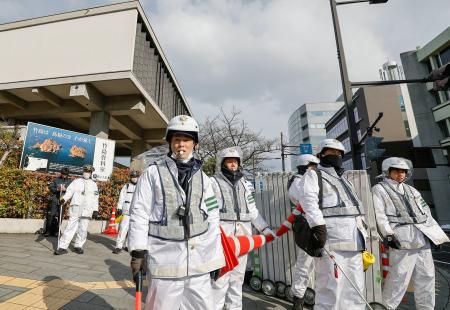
54 248 68 255
292 296 304 310
112 248 122 254
73 247 84 254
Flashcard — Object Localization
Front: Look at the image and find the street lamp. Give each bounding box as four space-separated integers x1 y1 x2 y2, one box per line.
329 0 388 169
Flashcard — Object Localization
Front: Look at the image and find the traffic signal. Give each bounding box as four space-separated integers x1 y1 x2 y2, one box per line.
365 136 386 161
428 62 450 91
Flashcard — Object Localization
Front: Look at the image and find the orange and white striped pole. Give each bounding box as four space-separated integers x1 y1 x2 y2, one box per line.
275 204 304 237
380 243 389 279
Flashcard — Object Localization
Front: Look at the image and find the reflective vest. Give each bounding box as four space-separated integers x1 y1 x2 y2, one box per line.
212 174 252 222
319 170 364 218
148 159 209 241
379 181 428 225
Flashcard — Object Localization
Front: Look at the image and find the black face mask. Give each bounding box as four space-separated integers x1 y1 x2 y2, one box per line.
221 166 243 185
321 154 343 171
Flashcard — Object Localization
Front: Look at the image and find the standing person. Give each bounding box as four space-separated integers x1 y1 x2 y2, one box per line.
112 170 140 254
128 115 225 310
210 146 275 310
290 138 369 310
46 167 72 237
288 154 320 310
372 157 449 310
54 164 100 255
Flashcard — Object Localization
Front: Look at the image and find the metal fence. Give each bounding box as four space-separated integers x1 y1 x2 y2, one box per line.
252 170 382 303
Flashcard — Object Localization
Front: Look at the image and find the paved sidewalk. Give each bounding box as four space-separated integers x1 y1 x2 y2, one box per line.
0 234 291 310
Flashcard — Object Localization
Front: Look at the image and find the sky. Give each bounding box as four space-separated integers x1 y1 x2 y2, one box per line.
1 0 449 170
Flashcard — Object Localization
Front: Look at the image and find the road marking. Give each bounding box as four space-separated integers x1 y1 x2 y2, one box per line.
434 260 450 266
0 275 147 309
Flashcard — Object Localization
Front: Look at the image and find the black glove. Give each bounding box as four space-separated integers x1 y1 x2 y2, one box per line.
210 269 220 281
92 211 99 220
311 225 327 249
131 250 148 282
386 235 401 250
116 209 123 217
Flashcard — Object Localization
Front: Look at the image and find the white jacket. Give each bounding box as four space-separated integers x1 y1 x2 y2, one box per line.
117 183 136 215
128 158 225 279
294 166 368 252
210 176 269 236
62 177 99 218
372 178 449 249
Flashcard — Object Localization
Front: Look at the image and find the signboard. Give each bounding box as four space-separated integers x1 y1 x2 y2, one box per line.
300 143 313 155
20 122 115 181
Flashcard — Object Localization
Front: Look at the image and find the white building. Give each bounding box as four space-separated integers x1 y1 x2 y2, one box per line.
288 102 343 170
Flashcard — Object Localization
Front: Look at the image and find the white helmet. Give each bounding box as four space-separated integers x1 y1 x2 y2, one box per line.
317 138 345 154
298 154 320 166
382 157 413 180
165 115 199 143
216 146 243 172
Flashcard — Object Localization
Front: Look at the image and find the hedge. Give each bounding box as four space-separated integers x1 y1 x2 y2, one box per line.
0 143 130 220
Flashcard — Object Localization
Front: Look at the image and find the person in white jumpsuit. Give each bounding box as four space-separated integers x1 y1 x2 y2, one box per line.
291 138 369 310
54 164 100 255
128 115 225 310
211 146 275 310
288 154 320 310
372 157 449 310
112 170 140 254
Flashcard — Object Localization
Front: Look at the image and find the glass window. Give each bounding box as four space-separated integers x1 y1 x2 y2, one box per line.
439 46 450 67
438 119 450 138
404 120 411 138
353 107 359 122
399 96 406 112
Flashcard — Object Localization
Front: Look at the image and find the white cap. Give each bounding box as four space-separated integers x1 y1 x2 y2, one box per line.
382 157 413 180
216 146 243 172
298 154 320 166
317 138 345 154
165 115 199 143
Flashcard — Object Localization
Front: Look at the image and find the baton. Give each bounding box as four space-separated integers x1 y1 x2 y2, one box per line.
135 271 143 310
322 247 373 310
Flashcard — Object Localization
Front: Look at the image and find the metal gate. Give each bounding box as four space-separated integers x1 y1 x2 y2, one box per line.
253 170 382 303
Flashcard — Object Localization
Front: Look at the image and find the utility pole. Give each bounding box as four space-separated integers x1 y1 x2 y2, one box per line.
329 0 361 169
280 132 286 172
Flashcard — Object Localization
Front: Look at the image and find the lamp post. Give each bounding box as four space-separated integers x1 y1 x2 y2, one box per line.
329 0 388 169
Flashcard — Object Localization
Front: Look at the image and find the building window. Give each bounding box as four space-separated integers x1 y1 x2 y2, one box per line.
357 129 362 141
438 119 450 138
342 137 351 153
353 107 360 122
303 137 310 143
343 158 353 170
327 118 348 139
399 96 406 112
439 46 450 67
404 120 412 138
302 124 308 130
310 123 325 129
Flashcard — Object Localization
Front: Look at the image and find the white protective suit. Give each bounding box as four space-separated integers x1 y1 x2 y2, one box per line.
288 175 315 299
210 174 269 310
115 182 136 249
59 177 99 249
372 178 449 310
295 165 369 310
128 155 225 310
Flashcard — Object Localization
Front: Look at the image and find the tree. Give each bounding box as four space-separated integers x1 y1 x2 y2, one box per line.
0 119 23 169
197 107 277 176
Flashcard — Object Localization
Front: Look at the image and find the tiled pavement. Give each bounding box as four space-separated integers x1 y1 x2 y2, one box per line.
0 234 291 309
0 233 448 309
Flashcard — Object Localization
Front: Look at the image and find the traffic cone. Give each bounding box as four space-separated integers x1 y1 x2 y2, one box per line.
275 204 304 237
219 227 239 277
380 243 389 279
103 206 119 235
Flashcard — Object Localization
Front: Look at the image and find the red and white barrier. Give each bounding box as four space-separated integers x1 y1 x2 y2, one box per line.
275 204 304 237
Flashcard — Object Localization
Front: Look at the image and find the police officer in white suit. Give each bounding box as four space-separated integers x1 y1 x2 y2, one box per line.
288 154 320 310
127 115 225 310
291 138 369 310
211 146 275 310
372 157 449 310
55 164 100 255
113 170 140 254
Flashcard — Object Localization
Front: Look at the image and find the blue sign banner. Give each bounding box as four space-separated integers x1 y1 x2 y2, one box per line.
300 143 313 155
20 122 115 180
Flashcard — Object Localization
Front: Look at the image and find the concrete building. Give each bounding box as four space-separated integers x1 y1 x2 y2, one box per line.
288 102 343 170
401 27 450 224
0 1 192 158
325 85 435 212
